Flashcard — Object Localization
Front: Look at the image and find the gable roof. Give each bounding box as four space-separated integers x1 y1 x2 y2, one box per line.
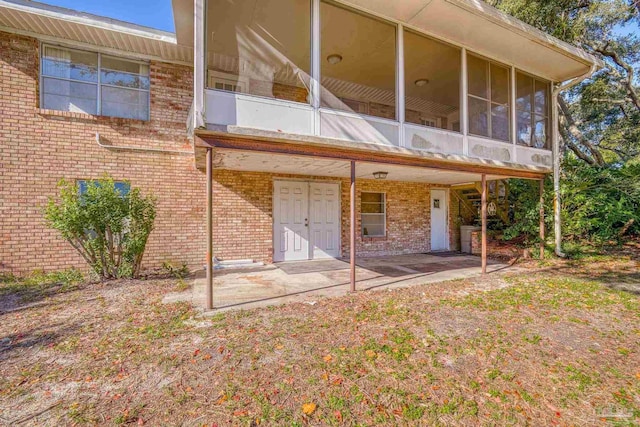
0 0 191 64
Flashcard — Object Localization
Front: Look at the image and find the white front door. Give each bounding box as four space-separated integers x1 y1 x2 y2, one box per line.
273 181 309 262
309 182 341 259
273 181 341 262
430 189 449 251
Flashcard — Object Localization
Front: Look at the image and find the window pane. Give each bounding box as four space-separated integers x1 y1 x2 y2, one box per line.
516 72 533 112
490 63 509 105
101 86 149 120
321 1 396 119
534 79 548 115
468 96 489 137
516 111 532 145
361 192 383 203
467 55 488 99
533 115 547 148
491 103 510 141
42 46 98 82
404 30 460 131
42 77 97 114
100 57 150 90
362 215 385 236
206 0 311 103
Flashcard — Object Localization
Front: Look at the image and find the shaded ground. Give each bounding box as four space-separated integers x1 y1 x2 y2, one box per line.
0 249 639 426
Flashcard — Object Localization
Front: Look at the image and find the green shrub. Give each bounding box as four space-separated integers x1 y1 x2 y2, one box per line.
504 160 640 245
45 175 156 280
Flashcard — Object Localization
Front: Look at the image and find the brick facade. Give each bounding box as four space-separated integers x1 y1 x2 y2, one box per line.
0 32 207 275
211 171 459 264
1 31 462 275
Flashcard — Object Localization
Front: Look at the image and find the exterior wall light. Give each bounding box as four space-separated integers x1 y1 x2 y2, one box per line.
373 171 388 180
414 78 429 87
327 54 343 64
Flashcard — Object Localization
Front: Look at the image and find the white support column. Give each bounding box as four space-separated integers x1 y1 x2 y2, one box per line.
193 0 206 130
397 23 405 147
460 48 469 156
510 66 517 162
552 83 562 256
311 0 321 136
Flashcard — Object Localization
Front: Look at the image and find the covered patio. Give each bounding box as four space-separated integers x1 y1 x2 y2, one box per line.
194 129 548 310
164 253 510 312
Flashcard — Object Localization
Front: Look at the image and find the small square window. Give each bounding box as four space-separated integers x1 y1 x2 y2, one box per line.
433 199 440 209
361 192 386 237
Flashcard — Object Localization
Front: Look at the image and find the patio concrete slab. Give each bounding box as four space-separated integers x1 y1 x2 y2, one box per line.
163 253 509 312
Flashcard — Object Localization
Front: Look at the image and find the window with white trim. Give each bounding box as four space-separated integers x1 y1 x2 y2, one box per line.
467 54 511 142
41 45 150 120
516 71 550 149
361 192 386 237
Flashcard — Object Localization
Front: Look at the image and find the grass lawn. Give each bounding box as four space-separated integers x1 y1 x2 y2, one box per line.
0 250 639 426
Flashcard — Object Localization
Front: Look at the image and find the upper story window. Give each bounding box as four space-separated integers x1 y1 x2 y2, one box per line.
321 1 397 120
404 30 461 132
516 72 550 149
467 54 511 142
41 45 150 120
205 0 311 104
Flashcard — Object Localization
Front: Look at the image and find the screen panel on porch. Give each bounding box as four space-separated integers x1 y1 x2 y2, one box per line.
404 30 461 132
320 1 397 120
205 0 311 104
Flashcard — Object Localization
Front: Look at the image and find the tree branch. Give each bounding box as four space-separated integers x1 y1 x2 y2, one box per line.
558 96 606 166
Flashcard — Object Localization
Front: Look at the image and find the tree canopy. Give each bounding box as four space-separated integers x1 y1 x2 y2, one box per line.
489 0 640 166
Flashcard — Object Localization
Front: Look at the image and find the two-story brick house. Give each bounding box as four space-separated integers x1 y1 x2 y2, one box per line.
1 0 602 305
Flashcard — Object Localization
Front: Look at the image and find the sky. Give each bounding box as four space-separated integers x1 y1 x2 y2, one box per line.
38 0 175 32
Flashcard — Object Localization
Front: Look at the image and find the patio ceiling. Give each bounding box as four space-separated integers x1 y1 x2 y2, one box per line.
210 149 504 184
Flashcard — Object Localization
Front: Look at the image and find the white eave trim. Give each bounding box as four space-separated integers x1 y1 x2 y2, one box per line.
0 0 178 44
445 0 605 70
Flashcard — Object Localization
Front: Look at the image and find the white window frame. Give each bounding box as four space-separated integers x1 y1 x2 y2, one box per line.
515 69 551 149
361 191 386 237
207 70 249 93
40 43 151 121
466 53 512 143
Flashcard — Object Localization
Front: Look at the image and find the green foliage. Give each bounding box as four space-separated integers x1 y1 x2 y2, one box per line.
44 175 156 280
504 160 640 244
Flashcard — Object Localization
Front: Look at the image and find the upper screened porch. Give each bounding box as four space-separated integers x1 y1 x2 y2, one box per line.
180 0 603 171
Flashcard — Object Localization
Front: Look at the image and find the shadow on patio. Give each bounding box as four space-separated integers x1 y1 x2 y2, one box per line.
163 253 510 312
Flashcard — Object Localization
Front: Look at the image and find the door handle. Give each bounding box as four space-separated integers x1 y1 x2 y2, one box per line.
305 218 309 227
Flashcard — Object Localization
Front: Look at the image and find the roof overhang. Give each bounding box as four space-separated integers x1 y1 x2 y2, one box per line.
0 0 192 64
172 0 603 82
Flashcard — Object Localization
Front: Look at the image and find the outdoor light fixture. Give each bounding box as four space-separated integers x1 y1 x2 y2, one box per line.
327 54 343 64
373 171 388 180
414 78 429 87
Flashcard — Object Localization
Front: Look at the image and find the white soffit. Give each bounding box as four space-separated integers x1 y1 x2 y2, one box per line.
174 0 603 81
0 0 192 64
212 149 506 184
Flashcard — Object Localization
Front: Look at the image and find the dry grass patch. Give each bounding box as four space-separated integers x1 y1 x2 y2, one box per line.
0 252 639 425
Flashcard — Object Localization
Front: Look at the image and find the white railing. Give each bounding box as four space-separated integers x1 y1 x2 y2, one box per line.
204 89 552 168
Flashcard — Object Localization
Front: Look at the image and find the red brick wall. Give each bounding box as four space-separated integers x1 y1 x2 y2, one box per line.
0 32 207 275
209 171 452 263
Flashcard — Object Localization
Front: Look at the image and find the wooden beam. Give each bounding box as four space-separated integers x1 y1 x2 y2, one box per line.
539 179 545 260
350 160 356 292
206 147 213 310
481 174 487 275
195 134 548 180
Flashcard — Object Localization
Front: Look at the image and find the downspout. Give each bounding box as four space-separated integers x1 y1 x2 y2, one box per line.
551 64 597 257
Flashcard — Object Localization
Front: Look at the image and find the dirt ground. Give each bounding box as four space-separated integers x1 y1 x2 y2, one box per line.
1 245 639 426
